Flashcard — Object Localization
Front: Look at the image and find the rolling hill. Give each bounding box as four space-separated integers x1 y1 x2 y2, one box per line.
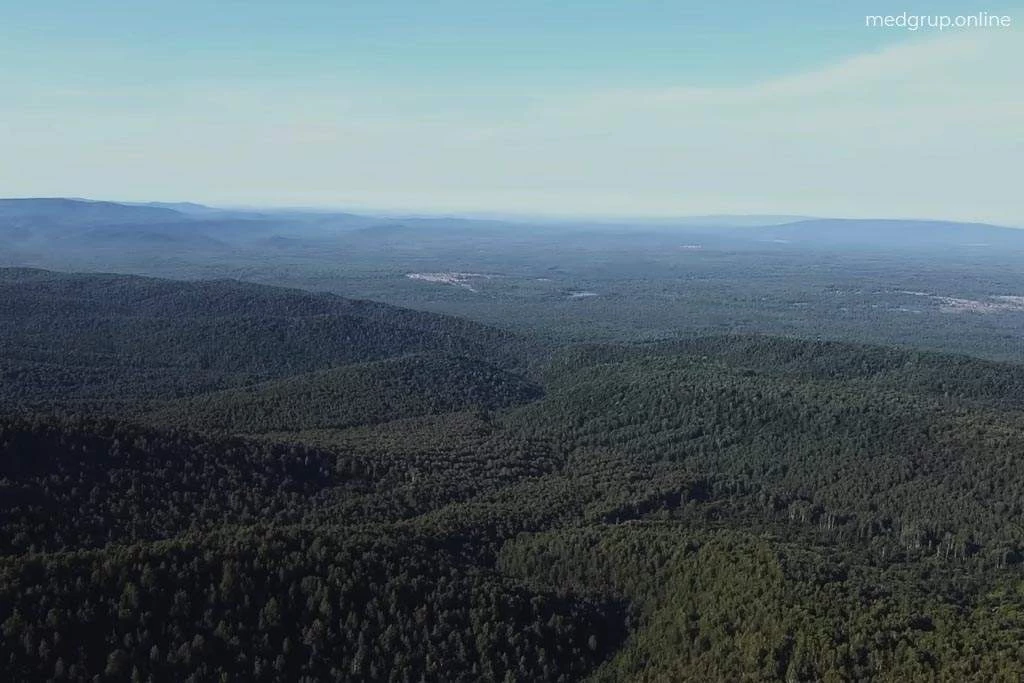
4 268 1024 680
0 268 544 411
146 353 542 433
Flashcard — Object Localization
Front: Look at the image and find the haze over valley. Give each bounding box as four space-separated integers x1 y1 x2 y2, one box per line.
4 197 1024 361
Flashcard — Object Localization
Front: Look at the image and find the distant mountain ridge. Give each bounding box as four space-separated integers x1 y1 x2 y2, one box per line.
0 197 185 226
752 217 1024 248
2 197 1019 235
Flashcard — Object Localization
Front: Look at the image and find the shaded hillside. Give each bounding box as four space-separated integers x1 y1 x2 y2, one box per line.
147 353 543 433
0 527 626 683
0 416 356 555
0 414 625 681
0 268 544 410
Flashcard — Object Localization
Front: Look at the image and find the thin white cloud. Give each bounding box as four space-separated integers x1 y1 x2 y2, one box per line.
2 21 1022 223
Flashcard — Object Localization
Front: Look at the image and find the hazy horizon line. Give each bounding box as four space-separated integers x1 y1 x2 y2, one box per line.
4 195 1022 230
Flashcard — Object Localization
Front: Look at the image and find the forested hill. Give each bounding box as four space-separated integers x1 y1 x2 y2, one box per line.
4 268 1024 681
146 353 544 433
0 268 545 411
548 335 1024 410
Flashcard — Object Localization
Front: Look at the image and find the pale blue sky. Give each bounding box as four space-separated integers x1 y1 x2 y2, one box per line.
2 1 1021 222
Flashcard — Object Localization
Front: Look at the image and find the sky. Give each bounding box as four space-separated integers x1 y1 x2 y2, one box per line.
1 1 1022 223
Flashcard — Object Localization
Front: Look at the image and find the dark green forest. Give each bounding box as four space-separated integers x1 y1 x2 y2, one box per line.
4 268 1024 681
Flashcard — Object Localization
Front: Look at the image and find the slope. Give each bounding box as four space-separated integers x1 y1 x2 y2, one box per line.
146 353 543 433
4 267 1024 680
0 268 544 411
